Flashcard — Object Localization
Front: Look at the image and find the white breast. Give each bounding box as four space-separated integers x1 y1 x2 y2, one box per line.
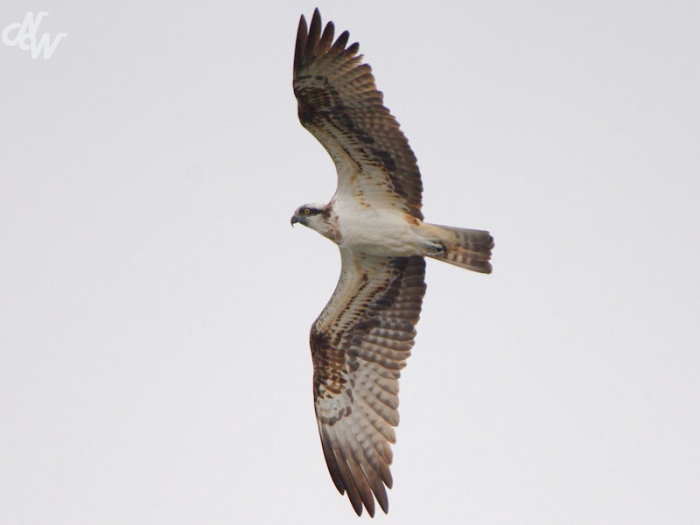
335 205 426 257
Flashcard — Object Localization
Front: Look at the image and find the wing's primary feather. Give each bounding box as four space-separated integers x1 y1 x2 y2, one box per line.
310 249 427 516
294 9 424 219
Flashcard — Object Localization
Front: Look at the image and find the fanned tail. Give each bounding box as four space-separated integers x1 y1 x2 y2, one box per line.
427 224 494 274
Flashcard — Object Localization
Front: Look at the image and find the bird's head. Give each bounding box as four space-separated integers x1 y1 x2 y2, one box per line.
291 203 334 238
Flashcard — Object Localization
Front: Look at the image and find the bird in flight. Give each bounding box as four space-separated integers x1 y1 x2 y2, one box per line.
291 9 494 516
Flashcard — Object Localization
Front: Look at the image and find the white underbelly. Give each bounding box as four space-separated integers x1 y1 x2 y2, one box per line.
337 208 425 257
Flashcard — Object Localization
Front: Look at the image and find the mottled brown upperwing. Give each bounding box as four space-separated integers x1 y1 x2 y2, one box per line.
293 9 424 220
309 252 427 516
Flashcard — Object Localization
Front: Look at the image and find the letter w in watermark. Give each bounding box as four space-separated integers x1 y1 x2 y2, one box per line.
3 12 67 59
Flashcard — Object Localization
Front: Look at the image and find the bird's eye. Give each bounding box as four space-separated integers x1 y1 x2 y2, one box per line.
304 208 311 216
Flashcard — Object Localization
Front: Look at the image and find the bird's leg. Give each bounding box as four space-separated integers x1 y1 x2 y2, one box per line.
422 239 446 256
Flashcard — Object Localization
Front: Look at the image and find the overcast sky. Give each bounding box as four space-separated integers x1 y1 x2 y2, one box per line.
1 1 698 523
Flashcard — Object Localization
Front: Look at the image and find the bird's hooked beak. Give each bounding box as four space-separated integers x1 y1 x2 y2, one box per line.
291 213 301 227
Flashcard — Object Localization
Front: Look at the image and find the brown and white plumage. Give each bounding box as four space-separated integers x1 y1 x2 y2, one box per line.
291 9 494 516
294 8 423 220
312 250 426 516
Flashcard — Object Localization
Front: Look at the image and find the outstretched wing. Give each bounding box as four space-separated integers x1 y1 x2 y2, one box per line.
294 9 424 219
310 249 427 516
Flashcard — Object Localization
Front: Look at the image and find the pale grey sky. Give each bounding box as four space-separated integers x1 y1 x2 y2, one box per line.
1 1 698 523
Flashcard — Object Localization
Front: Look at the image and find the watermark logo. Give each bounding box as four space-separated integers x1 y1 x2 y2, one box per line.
3 12 67 59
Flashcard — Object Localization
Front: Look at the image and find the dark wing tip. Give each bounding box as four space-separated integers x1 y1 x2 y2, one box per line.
311 7 322 29
294 14 308 72
294 10 359 76
304 9 322 62
295 10 323 74
331 30 350 53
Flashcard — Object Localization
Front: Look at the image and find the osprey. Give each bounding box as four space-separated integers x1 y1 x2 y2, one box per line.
291 9 493 516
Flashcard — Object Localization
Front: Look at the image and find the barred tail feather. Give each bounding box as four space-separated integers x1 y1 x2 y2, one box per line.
427 224 494 274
